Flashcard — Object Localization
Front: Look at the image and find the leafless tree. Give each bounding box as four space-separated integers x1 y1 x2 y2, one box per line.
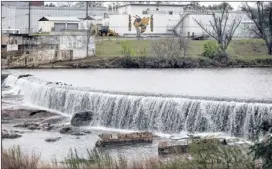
241 2 272 55
74 2 103 8
152 37 186 58
57 2 75 7
193 3 242 59
178 21 189 57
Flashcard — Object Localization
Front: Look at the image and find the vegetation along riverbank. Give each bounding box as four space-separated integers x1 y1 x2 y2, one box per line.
2 135 271 169
4 39 272 69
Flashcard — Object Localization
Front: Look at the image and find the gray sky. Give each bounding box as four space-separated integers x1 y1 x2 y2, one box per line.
199 2 242 10
46 1 244 10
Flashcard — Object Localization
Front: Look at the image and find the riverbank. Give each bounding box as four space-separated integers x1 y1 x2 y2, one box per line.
3 39 272 69
5 56 272 69
2 139 256 169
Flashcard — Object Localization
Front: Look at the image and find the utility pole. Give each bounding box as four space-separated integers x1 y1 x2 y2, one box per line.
86 1 89 57
28 1 31 34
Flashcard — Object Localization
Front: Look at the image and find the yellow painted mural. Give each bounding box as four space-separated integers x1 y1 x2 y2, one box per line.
133 15 151 35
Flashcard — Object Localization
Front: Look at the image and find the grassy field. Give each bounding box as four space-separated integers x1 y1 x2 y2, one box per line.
95 38 271 61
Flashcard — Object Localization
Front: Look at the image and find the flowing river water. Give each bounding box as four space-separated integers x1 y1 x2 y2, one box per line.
2 68 272 162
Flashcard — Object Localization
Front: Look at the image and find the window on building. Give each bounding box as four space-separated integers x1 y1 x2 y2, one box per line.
169 11 173 15
147 8 149 11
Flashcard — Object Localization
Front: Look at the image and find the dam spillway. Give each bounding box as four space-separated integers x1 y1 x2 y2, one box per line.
3 74 272 139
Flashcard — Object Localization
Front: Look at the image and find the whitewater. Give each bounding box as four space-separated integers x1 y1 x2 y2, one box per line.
3 73 272 139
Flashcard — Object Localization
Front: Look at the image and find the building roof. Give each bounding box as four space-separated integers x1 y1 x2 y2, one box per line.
83 16 95 20
39 16 80 22
117 3 190 8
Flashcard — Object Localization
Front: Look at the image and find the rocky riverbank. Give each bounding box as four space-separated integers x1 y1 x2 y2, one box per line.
4 56 272 69
1 108 95 141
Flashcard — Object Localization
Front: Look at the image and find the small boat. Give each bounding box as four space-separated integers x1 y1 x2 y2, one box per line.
95 131 153 147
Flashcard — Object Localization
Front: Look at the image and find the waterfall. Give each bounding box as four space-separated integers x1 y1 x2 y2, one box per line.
3 74 272 138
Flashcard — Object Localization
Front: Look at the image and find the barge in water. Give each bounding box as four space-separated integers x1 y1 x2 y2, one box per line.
95 131 153 147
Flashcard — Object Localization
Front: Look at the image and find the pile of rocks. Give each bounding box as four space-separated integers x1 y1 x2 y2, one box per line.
2 130 22 139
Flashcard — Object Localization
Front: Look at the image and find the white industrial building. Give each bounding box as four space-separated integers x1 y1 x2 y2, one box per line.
1 2 255 38
107 3 255 37
38 17 81 32
1 4 107 34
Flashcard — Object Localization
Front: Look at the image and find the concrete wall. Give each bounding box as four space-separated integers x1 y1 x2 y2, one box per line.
38 21 54 32
109 14 180 36
107 11 256 38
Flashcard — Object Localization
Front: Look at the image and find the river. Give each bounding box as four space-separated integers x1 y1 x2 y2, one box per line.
2 68 272 162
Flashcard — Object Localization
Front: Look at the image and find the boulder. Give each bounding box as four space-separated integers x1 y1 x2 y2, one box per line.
27 124 40 130
59 126 74 134
14 122 40 130
59 125 92 135
71 132 86 136
2 132 22 139
18 74 33 79
2 109 56 120
70 111 93 127
40 123 54 131
45 137 61 142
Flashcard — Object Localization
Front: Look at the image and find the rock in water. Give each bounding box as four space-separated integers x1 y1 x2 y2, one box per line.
71 111 93 126
59 126 74 134
45 137 61 142
2 132 22 139
18 74 32 79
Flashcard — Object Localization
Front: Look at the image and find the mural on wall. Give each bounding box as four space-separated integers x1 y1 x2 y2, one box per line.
133 15 151 36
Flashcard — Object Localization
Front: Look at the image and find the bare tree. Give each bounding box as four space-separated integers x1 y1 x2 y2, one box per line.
152 37 185 58
193 3 242 59
57 2 75 7
242 2 272 55
74 2 103 8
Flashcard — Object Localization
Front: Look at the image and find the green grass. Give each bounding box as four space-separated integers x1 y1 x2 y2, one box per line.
95 38 271 61
2 140 256 169
96 39 152 57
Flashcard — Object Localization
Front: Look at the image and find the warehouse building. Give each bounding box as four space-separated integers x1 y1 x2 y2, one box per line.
1 3 107 34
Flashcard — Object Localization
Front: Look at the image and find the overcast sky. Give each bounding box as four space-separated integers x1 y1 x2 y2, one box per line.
199 2 242 10
46 1 244 10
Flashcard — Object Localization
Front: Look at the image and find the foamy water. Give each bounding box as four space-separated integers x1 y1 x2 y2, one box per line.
2 69 272 161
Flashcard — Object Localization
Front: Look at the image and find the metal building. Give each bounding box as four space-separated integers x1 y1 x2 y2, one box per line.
1 5 107 34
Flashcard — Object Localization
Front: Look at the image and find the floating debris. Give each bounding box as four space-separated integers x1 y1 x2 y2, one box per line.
95 131 153 147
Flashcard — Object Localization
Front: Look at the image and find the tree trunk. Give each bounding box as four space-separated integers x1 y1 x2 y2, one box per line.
268 43 272 55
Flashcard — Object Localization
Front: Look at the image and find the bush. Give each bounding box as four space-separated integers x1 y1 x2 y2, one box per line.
249 120 272 169
120 41 134 57
250 136 272 169
188 139 255 169
202 40 221 60
2 142 257 169
151 37 183 58
2 146 41 169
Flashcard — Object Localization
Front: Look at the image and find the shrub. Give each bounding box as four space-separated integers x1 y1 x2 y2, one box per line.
120 41 136 57
151 37 183 58
250 136 272 169
2 145 41 169
188 139 255 169
249 120 272 169
202 40 221 60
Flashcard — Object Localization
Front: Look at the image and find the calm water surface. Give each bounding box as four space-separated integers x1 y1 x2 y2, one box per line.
6 68 272 101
